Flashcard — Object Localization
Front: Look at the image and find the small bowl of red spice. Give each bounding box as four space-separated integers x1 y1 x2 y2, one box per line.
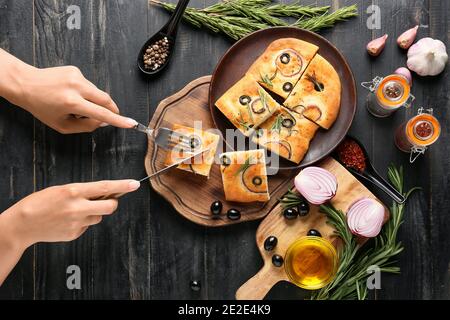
336 138 366 172
335 136 405 204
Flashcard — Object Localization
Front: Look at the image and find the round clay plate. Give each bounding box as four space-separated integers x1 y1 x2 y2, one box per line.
209 27 356 169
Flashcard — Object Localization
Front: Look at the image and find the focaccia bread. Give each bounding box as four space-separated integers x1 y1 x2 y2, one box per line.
246 38 319 99
284 54 341 129
252 106 319 164
219 149 269 202
215 75 281 136
164 124 220 178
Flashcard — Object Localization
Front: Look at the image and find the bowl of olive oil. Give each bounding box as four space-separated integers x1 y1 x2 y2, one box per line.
284 236 338 290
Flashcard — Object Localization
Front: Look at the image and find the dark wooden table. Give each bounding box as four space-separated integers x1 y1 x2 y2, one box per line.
0 0 448 300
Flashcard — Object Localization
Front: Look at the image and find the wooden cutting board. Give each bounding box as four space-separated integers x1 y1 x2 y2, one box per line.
235 157 390 300
144 76 296 227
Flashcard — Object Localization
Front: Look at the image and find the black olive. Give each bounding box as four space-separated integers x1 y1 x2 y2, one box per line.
272 254 284 267
189 136 201 149
280 53 290 64
264 236 278 251
313 82 324 92
307 229 322 237
251 100 266 114
282 82 293 92
281 118 294 128
190 280 201 292
227 209 241 220
252 176 262 186
283 207 298 220
220 155 231 167
298 201 310 216
239 95 251 105
210 200 222 216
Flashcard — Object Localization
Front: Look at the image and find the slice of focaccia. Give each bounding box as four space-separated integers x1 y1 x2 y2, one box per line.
284 54 341 129
246 38 319 99
164 124 220 178
252 106 319 164
215 75 281 136
219 149 269 203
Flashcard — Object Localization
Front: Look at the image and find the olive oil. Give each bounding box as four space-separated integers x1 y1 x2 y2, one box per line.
285 236 337 290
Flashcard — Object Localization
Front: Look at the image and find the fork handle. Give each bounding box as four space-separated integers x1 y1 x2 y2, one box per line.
134 123 153 136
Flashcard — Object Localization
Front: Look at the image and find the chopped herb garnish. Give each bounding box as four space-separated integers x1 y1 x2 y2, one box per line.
305 72 324 92
258 87 270 113
271 114 283 132
260 73 273 88
235 156 252 176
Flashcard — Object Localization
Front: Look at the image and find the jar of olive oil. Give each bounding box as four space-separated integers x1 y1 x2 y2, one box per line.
284 236 338 290
362 74 414 117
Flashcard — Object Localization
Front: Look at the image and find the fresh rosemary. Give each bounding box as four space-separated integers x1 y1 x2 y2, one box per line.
260 73 273 88
258 87 269 112
235 156 252 176
271 114 283 132
280 165 420 300
150 0 358 41
305 72 324 92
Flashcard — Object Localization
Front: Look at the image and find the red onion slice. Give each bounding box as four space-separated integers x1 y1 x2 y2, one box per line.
294 167 337 205
347 198 384 238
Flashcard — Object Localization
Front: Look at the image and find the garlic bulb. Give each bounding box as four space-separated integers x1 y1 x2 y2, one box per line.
407 37 448 76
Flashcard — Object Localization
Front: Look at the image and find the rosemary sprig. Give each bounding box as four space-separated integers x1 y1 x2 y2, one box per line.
293 5 358 31
258 87 269 112
311 165 420 300
150 0 358 41
235 156 252 176
279 165 419 300
271 114 283 132
260 73 273 88
305 72 324 92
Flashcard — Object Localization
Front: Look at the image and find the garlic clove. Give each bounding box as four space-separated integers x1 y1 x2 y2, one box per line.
367 34 388 57
397 25 419 49
407 37 448 76
394 67 412 85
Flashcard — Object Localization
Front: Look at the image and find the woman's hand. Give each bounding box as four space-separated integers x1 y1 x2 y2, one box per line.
0 49 137 133
0 179 140 285
0 179 140 248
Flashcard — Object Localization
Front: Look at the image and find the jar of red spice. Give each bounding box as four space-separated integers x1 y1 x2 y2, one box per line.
394 108 441 163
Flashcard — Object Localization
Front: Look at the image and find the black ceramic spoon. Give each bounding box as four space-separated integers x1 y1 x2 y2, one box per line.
137 0 190 76
335 136 406 204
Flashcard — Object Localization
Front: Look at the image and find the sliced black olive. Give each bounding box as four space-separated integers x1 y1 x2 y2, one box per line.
189 136 201 149
252 176 262 186
239 95 251 105
314 82 324 92
283 207 298 220
189 280 201 292
264 236 278 251
272 254 284 267
210 200 222 216
281 118 294 128
282 82 293 92
307 229 322 237
220 155 231 167
227 209 241 220
298 201 310 216
251 99 266 114
280 53 290 64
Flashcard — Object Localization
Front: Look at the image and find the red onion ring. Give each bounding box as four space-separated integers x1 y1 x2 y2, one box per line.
294 167 337 205
347 198 384 238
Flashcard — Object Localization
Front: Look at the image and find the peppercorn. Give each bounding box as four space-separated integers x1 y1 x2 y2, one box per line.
143 37 170 71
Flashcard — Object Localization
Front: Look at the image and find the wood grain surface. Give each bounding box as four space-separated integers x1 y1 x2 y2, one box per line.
0 0 448 300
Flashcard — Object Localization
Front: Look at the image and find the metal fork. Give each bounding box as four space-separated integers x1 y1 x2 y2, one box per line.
134 122 193 151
